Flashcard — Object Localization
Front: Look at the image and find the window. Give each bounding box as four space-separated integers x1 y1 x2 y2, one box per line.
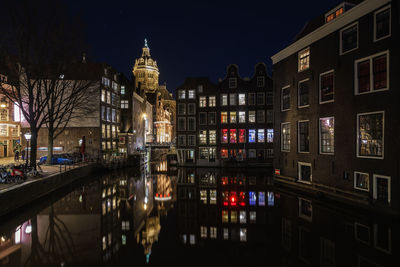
257 129 265 143
199 96 207 107
197 85 203 93
281 123 290 152
221 112 228 124
355 223 370 244
320 70 334 103
355 51 389 94
199 148 209 159
188 135 196 146
210 227 217 239
374 224 391 253
238 94 246 105
229 129 237 143
298 47 310 72
120 85 125 95
257 92 265 105
200 226 207 238
223 228 229 240
230 111 237 123
178 117 186 131
249 111 256 123
320 238 335 267
120 100 129 109
221 94 228 106
238 111 246 123
257 110 265 123
354 172 369 191
248 149 256 159
267 129 273 143
374 6 391 41
266 92 273 105
320 117 334 154
298 79 309 107
231 211 237 223
249 129 256 143
188 117 196 131
281 86 290 111
0 109 8 121
299 198 312 221
188 89 195 99
210 190 217 204
178 90 186 99
221 149 228 158
190 235 195 245
298 162 312 183
101 90 106 102
0 125 7 136
221 129 228 144
229 93 237 106
249 192 256 206
257 76 265 87
178 103 186 115
240 228 247 242
199 130 207 145
238 129 246 143
229 77 237 88
298 121 309 152
209 96 216 107
178 135 186 146
326 7 343 23
208 112 216 125
209 130 216 144
188 103 196 115
357 111 384 158
258 192 265 206
199 112 207 125
248 93 255 105
340 22 358 54
373 175 390 205
249 211 256 223
239 211 246 224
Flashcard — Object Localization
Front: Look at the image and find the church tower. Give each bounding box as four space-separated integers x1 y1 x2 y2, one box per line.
133 39 159 92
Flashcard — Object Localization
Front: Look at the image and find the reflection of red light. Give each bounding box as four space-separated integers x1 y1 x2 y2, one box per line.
240 202 245 206
223 202 228 206
156 193 158 197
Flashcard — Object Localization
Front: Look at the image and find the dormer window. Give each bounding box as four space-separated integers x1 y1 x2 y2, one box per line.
257 77 265 87
298 47 310 72
326 7 343 23
229 78 237 89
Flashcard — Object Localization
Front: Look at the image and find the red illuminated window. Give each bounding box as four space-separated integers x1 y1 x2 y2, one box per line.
230 129 237 143
239 129 246 143
221 148 228 158
221 176 228 185
221 129 228 143
229 149 237 159
239 191 246 206
222 191 229 206
230 191 237 206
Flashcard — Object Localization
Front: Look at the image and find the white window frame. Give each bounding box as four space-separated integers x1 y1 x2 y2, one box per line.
188 103 196 115
281 85 290 111
178 90 186 99
188 117 196 131
229 93 237 106
374 5 391 42
188 135 196 146
208 96 216 107
178 135 186 146
356 111 385 159
199 96 207 108
298 120 310 153
319 117 334 155
248 92 256 105
340 22 359 55
298 78 310 108
373 174 391 204
319 69 335 104
188 89 195 99
178 117 186 131
298 162 312 184
281 122 290 152
354 50 389 95
221 94 228 106
354 171 369 192
298 47 310 72
238 93 246 105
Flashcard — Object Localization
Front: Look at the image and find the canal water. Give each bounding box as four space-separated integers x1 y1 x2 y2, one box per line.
0 159 398 267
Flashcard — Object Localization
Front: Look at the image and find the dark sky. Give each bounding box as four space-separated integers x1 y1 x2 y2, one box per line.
71 0 343 93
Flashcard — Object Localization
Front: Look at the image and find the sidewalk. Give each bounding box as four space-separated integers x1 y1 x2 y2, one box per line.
0 157 85 193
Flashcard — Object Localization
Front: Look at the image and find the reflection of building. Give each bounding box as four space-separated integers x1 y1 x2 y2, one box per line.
176 63 273 166
0 72 21 158
272 0 399 214
132 40 176 145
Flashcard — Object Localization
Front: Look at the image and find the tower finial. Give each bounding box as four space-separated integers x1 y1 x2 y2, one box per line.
144 38 148 48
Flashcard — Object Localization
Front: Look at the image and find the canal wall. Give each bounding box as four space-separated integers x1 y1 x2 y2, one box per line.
0 163 103 218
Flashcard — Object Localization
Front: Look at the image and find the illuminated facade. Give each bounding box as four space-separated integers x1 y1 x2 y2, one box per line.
132 39 159 93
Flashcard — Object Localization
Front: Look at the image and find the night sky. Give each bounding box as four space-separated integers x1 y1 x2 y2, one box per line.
71 0 343 93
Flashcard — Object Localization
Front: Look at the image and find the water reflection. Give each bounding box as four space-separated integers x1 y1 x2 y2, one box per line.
0 165 398 266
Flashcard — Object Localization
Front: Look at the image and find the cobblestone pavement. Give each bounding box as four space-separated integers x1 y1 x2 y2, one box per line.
0 157 86 193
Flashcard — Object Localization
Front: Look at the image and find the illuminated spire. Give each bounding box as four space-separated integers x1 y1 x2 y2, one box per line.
144 38 149 48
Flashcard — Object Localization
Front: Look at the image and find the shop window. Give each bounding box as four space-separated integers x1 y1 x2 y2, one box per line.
221 148 228 158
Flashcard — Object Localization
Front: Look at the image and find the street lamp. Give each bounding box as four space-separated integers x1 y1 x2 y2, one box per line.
24 132 31 166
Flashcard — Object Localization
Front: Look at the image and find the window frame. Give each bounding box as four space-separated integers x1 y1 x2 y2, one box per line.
178 90 186 99
188 89 196 99
340 22 359 55
188 135 196 146
209 96 216 107
319 117 334 155
298 47 310 72
281 122 290 152
298 120 310 153
298 78 310 108
229 77 237 89
298 198 312 221
298 162 312 184
373 174 391 205
319 69 335 104
221 94 228 106
373 5 391 42
354 50 389 95
188 103 196 115
199 96 207 108
281 85 291 111
354 171 369 192
356 111 385 159
199 112 207 125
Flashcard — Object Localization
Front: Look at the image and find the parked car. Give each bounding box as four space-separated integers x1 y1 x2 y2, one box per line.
39 155 73 165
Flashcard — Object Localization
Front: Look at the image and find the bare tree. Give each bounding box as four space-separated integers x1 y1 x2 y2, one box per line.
0 0 89 168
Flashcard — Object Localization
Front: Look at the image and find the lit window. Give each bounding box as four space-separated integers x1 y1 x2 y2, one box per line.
229 93 237 106
355 52 388 94
258 192 265 206
190 234 195 245
354 172 369 191
210 227 217 239
298 162 312 183
222 210 229 223
298 47 310 72
340 23 358 54
230 111 237 123
249 129 256 143
257 129 265 143
249 111 256 123
178 90 186 99
249 211 256 223
238 93 246 105
281 123 290 152
178 103 186 115
200 190 207 204
199 96 206 107
267 192 275 206
199 130 207 145
238 111 246 123
267 129 273 143
221 129 228 144
209 96 216 107
357 111 384 158
221 112 228 123
240 228 247 242
230 211 237 223
221 149 228 158
320 70 334 103
221 94 228 106
320 117 334 154
223 228 229 240
374 7 391 41
120 86 125 95
299 198 312 221
14 103 21 122
210 190 217 204
249 191 256 206
188 89 195 99
209 130 216 144
238 129 246 143
298 79 310 107
120 100 129 109
199 147 209 159
229 129 237 143
298 121 309 152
